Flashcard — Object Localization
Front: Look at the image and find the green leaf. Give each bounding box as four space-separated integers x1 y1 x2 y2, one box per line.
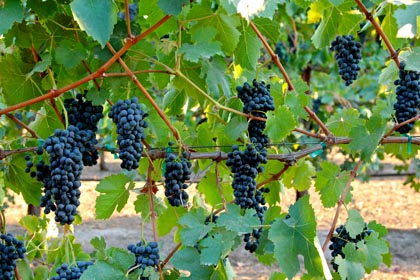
394 3 420 39
349 115 387 161
202 13 241 53
34 266 49 280
80 248 134 280
157 205 187 237
224 116 248 141
179 42 223 62
201 57 232 99
90 236 108 260
19 215 40 235
234 21 262 70
27 0 58 18
404 47 420 72
133 193 166 222
0 0 24 34
29 106 64 139
199 231 236 266
311 5 340 48
345 209 365 239
268 196 323 279
334 255 365 280
55 39 88 69
95 173 133 219
171 247 213 279
326 108 363 136
266 105 297 142
179 208 214 246
158 0 189 15
197 171 233 208
283 159 315 191
17 258 34 280
285 91 311 120
0 54 42 108
217 204 260 234
315 161 349 208
357 232 389 272
70 0 118 47
381 5 405 49
4 154 42 206
252 17 280 43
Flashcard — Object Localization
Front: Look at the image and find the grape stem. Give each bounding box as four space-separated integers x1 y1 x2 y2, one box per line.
161 242 182 268
49 98 66 127
106 42 181 141
382 115 420 139
5 113 40 139
354 0 400 67
14 266 22 280
322 160 363 252
0 15 172 117
124 0 133 38
256 164 290 188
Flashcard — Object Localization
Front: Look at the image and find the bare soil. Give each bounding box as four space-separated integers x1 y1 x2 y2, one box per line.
4 156 420 279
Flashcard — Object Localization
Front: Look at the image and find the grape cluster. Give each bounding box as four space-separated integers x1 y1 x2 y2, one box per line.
393 61 420 133
226 144 268 253
329 224 373 271
236 80 274 147
0 233 26 280
118 2 138 21
128 241 159 278
108 97 148 170
63 93 104 166
330 35 362 86
50 261 93 280
41 126 85 225
163 148 192 207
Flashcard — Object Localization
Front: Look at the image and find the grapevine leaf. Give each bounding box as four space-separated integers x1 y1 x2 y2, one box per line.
394 3 420 39
314 161 349 208
283 159 315 191
269 272 287 280
199 231 236 266
201 57 232 99
405 47 420 72
197 172 231 208
224 116 248 141
268 196 323 279
357 232 389 272
334 255 365 280
217 204 260 234
202 13 241 53
380 5 405 49
157 204 187 237
29 106 64 139
80 248 134 280
252 17 280 43
70 0 118 47
4 154 42 206
326 108 363 136
234 21 262 70
55 39 88 69
345 209 365 239
157 0 189 15
179 208 214 246
285 91 311 120
0 54 42 109
311 4 340 48
90 236 107 260
134 194 166 222
19 215 39 235
17 258 34 280
95 173 133 219
171 247 213 279
367 221 388 238
27 0 58 18
349 115 387 161
0 0 24 34
33 266 49 280
179 42 223 62
266 105 297 142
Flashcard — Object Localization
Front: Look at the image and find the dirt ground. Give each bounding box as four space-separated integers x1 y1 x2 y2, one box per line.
4 156 420 279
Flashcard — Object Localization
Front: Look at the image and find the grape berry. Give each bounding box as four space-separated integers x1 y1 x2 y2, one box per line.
393 61 420 133
108 97 148 171
50 261 93 280
0 233 26 280
330 35 362 86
